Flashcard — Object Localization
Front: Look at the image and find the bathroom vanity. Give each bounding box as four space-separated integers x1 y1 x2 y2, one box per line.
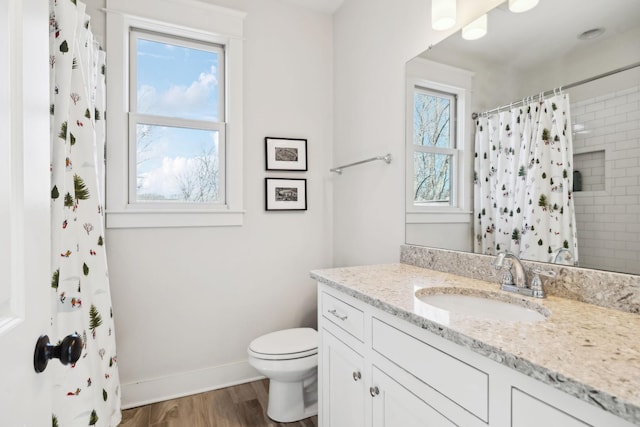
312 263 640 426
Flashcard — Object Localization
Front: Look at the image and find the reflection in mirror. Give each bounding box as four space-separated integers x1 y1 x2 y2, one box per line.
405 0 640 275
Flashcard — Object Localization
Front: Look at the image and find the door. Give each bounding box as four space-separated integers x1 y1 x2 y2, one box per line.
321 330 366 427
0 0 52 425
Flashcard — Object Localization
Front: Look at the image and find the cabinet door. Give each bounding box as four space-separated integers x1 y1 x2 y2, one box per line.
321 329 366 427
371 367 456 427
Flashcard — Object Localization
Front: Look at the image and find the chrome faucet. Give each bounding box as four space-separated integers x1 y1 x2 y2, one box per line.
492 251 551 298
492 251 527 289
552 248 574 265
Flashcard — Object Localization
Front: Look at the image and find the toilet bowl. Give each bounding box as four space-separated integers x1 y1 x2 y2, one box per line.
248 328 318 422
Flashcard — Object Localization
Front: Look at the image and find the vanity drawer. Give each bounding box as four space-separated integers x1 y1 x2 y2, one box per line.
511 388 589 427
321 292 365 341
372 318 489 422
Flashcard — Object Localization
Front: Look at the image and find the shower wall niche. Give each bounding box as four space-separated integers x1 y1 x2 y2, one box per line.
573 150 605 192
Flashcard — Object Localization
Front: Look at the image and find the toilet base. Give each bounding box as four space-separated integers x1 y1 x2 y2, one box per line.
266 373 318 423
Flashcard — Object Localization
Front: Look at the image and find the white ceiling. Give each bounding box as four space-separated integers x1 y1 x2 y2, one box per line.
423 0 640 69
280 0 345 14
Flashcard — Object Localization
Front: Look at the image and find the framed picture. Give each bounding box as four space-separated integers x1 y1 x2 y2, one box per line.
265 137 308 171
265 178 307 211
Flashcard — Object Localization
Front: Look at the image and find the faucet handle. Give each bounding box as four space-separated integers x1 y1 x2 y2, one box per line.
492 252 507 270
529 268 556 298
492 254 514 285
501 269 514 286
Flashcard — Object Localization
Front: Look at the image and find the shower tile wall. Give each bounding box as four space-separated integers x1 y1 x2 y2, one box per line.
571 84 640 274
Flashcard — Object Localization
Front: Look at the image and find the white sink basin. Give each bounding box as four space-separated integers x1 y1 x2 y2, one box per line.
414 288 549 322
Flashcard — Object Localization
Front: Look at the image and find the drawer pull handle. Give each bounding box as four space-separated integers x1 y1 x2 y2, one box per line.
328 309 348 321
369 386 379 397
352 371 361 381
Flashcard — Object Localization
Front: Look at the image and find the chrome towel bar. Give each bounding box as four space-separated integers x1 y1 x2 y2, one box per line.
330 153 392 174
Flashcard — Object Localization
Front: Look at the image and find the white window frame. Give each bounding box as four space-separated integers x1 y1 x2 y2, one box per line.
411 85 458 207
105 0 245 228
128 29 227 207
405 77 471 225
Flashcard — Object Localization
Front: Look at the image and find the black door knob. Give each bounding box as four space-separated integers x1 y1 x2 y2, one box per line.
33 334 82 373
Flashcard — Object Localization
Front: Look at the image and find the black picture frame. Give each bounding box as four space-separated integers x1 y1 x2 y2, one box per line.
265 137 308 171
265 178 307 211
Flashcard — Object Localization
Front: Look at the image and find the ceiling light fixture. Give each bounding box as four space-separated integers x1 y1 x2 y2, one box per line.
508 0 539 13
462 14 487 40
432 0 456 31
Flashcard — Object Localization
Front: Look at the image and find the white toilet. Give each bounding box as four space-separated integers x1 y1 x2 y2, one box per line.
247 327 318 422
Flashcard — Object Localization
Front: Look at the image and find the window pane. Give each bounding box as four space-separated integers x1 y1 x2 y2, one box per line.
413 152 452 205
414 91 452 148
136 38 221 121
135 124 221 203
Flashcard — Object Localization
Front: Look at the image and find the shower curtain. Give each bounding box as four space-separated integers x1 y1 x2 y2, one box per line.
473 93 578 264
50 0 121 425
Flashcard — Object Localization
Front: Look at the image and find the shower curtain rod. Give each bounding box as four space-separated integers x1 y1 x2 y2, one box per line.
472 61 640 119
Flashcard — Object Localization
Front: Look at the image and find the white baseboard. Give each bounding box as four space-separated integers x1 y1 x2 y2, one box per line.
121 359 264 409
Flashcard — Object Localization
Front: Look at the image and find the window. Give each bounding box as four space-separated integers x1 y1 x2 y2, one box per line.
105 0 245 228
130 31 226 204
406 79 468 216
412 87 457 206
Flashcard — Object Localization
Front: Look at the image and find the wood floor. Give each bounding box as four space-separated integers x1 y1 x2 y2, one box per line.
120 379 318 427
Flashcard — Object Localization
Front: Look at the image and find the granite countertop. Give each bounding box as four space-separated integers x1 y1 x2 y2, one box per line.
311 263 640 425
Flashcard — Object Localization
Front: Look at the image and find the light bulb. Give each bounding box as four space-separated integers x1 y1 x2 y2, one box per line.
508 0 539 13
432 0 456 31
462 14 487 40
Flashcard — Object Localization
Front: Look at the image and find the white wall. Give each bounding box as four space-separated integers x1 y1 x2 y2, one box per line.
85 0 333 407
332 0 503 266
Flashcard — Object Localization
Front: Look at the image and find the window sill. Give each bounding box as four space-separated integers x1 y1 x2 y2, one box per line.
105 209 245 229
406 210 472 225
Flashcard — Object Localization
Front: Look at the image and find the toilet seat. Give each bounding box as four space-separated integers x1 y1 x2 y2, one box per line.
248 328 318 360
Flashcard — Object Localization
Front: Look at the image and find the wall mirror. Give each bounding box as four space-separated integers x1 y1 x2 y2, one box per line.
405 0 640 275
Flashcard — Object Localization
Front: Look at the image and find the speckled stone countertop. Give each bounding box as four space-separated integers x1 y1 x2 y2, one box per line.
311 263 640 425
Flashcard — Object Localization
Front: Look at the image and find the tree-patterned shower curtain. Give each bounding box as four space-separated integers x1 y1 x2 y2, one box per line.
50 0 121 425
473 93 579 264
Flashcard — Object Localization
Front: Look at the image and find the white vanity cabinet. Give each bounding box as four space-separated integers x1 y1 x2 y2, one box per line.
370 366 456 427
319 286 465 427
320 291 366 427
321 330 366 427
511 388 590 427
318 284 636 427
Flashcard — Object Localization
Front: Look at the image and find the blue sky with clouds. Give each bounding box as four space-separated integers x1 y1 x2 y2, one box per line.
134 37 221 200
136 38 220 121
